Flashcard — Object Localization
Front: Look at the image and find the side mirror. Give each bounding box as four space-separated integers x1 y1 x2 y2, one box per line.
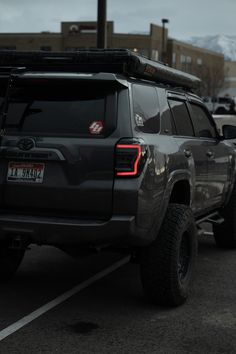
222 124 236 139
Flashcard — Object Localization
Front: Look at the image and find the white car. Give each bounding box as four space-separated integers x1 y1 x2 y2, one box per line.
203 96 236 115
213 114 236 136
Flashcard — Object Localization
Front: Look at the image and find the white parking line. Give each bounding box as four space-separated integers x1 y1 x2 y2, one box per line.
0 255 131 342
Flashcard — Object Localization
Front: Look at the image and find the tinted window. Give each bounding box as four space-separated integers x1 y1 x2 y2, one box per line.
161 106 175 135
4 80 116 137
132 84 160 133
0 78 8 111
190 103 216 138
218 97 231 104
168 99 194 136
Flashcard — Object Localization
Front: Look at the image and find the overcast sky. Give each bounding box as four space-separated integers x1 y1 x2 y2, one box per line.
0 0 235 40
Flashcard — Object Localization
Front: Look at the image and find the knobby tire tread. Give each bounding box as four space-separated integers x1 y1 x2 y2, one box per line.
140 204 197 306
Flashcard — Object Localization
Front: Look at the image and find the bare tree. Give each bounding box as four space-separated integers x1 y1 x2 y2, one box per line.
193 62 225 97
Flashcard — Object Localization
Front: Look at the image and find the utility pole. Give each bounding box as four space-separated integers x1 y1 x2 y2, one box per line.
97 0 107 48
161 18 169 62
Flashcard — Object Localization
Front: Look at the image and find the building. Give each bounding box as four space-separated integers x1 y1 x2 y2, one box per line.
0 21 166 60
0 21 225 95
220 61 236 97
61 21 165 61
167 39 225 96
166 39 223 74
0 32 61 52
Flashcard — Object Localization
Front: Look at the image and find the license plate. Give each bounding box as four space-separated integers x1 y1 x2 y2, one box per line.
7 162 45 183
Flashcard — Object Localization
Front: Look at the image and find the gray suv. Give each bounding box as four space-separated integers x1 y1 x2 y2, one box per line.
1 49 236 306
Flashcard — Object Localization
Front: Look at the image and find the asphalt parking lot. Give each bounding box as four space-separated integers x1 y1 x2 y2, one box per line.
1 232 236 354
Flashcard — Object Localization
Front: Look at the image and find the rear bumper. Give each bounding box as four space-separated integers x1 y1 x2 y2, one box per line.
0 213 145 248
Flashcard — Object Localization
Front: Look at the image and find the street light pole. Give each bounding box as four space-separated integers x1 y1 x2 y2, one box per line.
97 0 107 48
161 18 169 62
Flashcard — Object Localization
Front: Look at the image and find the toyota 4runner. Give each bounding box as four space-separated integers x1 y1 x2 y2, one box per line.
1 49 236 306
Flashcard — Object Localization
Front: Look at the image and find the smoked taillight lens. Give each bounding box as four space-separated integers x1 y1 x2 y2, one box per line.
115 142 147 177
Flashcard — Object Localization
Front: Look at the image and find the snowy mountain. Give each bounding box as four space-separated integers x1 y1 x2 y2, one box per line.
187 35 236 61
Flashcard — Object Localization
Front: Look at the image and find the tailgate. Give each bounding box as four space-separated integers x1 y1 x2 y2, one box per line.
0 76 125 220
0 138 116 219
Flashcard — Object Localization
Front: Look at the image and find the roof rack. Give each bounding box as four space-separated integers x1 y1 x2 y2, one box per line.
0 49 201 90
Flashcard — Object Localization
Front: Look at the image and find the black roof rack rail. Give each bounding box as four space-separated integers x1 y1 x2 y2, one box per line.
0 66 15 77
0 49 201 90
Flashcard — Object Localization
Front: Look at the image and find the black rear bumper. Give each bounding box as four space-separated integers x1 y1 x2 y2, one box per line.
0 214 143 248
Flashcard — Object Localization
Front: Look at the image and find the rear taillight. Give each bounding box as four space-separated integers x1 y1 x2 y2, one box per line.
115 140 148 177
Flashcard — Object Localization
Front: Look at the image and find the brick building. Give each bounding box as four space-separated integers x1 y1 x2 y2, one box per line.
220 61 236 97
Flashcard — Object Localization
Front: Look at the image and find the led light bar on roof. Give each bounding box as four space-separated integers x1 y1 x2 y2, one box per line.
0 49 201 90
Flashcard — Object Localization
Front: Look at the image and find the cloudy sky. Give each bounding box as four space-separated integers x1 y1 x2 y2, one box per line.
0 0 235 40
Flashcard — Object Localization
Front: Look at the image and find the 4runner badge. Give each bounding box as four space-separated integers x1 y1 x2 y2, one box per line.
89 121 104 135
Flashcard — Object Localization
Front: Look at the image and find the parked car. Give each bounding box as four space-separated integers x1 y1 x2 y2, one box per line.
203 95 236 115
213 114 236 136
1 49 236 307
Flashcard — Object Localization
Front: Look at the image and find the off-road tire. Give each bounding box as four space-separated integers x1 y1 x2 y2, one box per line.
140 204 197 306
213 187 236 249
0 243 25 281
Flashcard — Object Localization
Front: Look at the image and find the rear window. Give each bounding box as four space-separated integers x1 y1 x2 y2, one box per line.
4 79 117 137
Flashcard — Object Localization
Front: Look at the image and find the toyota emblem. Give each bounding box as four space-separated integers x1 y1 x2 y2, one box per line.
17 138 35 151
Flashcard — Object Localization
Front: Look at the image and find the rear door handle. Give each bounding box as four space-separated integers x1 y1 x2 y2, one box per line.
184 149 192 158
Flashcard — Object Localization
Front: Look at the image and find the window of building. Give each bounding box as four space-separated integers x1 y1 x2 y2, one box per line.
197 58 203 66
151 50 159 61
40 46 51 51
132 84 160 133
172 53 176 65
168 99 194 137
189 103 216 138
65 47 82 51
0 46 16 50
186 56 192 64
180 55 186 64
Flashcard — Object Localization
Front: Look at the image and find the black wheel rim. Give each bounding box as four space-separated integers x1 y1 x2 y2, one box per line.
178 231 191 282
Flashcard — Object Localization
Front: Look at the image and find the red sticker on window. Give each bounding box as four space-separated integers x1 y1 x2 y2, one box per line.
89 121 104 135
